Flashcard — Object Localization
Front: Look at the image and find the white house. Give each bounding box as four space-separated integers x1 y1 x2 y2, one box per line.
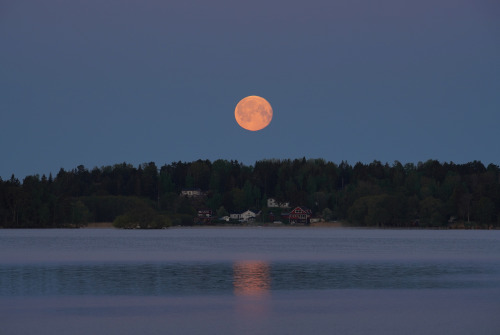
180 188 204 198
241 210 260 222
267 198 290 208
230 210 261 222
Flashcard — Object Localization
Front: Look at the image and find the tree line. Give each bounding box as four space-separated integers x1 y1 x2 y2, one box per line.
1 158 499 228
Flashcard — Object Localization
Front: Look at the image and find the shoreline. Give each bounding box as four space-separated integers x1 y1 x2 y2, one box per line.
79 221 499 230
81 221 346 229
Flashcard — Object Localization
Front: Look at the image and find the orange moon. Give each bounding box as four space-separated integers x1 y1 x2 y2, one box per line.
235 96 273 131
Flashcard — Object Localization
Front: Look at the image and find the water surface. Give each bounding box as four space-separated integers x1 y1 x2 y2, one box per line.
1 228 499 334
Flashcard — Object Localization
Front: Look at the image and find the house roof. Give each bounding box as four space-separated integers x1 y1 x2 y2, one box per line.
291 206 312 213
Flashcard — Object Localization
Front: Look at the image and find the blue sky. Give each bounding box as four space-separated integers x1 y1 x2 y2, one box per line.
1 0 499 179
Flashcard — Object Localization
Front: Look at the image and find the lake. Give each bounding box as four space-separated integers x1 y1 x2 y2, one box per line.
1 227 499 335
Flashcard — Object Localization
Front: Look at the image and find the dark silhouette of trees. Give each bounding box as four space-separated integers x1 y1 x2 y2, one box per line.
1 159 499 228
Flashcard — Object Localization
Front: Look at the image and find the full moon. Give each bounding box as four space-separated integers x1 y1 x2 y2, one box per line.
234 96 273 131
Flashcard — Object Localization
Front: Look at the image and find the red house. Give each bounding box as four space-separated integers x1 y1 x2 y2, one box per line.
288 206 312 224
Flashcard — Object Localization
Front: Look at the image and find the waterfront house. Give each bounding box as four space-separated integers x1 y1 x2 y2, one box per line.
288 206 312 224
230 209 261 223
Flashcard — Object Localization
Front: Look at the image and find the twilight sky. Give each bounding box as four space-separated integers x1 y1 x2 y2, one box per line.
1 0 499 179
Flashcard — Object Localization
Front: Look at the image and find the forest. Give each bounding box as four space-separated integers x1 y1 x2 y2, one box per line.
1 158 499 229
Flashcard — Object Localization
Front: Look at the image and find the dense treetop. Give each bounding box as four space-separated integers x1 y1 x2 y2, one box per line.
1 159 499 228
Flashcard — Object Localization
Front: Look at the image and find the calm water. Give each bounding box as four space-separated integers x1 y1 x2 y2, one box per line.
1 228 500 334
